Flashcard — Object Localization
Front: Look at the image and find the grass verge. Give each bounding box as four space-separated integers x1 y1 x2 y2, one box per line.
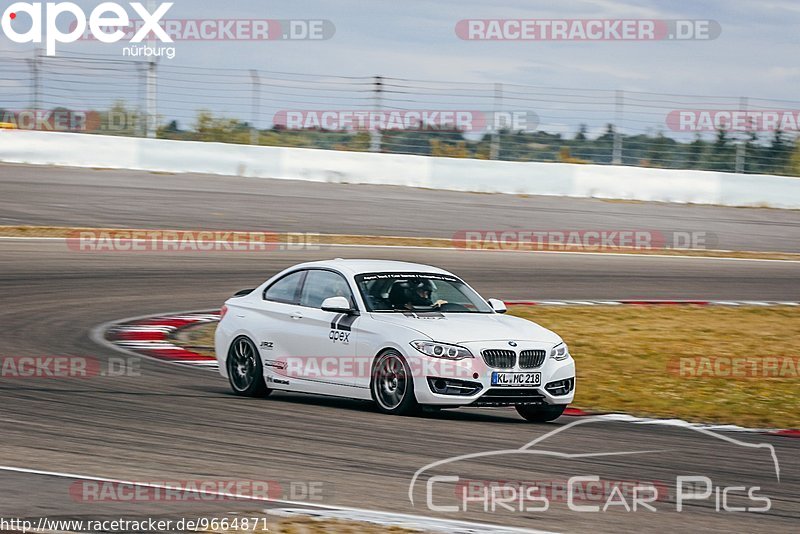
176 306 799 429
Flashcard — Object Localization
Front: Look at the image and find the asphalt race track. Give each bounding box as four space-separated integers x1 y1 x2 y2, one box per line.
2 164 800 253
1 164 799 532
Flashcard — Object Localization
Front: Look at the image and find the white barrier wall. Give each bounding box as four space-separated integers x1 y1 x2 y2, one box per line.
2 130 799 208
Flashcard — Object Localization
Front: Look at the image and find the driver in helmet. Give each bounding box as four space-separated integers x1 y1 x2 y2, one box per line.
403 278 448 309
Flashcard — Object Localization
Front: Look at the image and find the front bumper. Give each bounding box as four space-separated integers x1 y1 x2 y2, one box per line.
411 341 576 407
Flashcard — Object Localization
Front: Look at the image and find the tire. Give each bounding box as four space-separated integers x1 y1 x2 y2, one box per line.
226 336 270 397
370 350 420 416
516 404 566 423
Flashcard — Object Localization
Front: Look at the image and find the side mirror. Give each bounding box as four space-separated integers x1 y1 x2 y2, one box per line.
321 296 354 314
487 298 507 314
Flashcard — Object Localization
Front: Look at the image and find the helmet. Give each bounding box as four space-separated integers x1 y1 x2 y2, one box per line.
388 278 437 309
407 278 436 306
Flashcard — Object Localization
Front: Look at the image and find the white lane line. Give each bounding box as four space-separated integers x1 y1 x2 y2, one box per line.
0 466 556 534
504 300 800 306
112 326 175 333
1 236 799 263
114 342 189 350
578 413 774 433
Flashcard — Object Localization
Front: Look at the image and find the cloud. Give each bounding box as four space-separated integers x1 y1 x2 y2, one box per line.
1 0 797 130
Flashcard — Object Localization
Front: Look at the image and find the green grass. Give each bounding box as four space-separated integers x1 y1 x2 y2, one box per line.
511 306 799 428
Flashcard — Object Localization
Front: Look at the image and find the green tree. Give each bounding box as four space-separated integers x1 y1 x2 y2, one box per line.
192 111 250 144
709 128 735 172
788 138 800 177
765 130 792 175
685 133 705 169
100 101 142 137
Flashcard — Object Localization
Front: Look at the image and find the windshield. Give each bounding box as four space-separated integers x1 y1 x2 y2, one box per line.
355 272 493 313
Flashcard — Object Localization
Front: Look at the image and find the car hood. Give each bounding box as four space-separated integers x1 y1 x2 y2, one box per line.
369 312 561 345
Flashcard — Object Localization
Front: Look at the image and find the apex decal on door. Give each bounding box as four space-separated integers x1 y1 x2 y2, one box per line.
329 313 356 344
329 330 350 343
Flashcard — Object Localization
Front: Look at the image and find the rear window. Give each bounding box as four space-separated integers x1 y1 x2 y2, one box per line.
263 270 305 303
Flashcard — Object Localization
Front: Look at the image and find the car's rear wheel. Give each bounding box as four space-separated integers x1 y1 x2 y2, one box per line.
516 404 565 422
371 351 419 416
227 336 270 397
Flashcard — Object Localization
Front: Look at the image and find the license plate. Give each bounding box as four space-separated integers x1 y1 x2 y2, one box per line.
491 372 541 387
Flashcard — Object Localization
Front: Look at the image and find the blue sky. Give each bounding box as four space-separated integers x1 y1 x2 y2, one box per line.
1 0 798 134
2 0 798 95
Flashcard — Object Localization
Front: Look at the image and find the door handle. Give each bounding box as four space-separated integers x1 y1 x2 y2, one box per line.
290 312 304 320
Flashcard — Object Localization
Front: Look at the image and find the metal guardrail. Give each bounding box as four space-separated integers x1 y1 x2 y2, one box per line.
0 50 798 175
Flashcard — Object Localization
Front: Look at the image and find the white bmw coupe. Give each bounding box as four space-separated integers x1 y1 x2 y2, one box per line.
215 259 575 421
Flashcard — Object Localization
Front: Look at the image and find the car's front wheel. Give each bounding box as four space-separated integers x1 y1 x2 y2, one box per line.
516 404 565 422
226 336 270 397
371 351 419 416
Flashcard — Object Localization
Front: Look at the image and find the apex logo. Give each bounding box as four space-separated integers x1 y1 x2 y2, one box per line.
1 1 174 56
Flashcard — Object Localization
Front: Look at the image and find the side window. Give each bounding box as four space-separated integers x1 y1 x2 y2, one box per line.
300 270 354 309
263 271 305 303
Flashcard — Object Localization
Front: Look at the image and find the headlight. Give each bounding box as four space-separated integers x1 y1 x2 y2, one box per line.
410 340 473 360
550 342 570 361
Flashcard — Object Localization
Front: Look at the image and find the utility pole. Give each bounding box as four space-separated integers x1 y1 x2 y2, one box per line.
29 47 41 111
145 0 157 138
250 70 260 145
490 83 502 160
735 96 748 174
146 61 157 138
612 90 623 165
370 76 382 152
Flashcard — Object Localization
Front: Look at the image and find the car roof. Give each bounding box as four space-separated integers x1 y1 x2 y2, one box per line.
289 259 454 277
